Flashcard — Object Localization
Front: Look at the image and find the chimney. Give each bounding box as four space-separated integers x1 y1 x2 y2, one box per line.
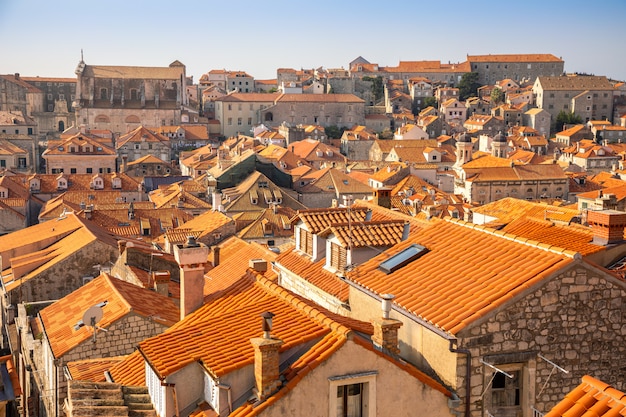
211 246 220 267
587 210 626 246
250 312 283 401
14 73 19 80
371 294 403 355
152 271 170 296
118 240 128 255
122 155 128 173
401 222 410 241
249 259 268 273
173 236 209 320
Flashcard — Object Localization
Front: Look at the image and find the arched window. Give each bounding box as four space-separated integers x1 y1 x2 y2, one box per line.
264 112 273 122
58 121 65 132
95 115 110 123
526 188 533 193
100 88 108 100
125 115 140 123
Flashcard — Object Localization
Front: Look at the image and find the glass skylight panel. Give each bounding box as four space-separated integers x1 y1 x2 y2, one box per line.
378 244 428 274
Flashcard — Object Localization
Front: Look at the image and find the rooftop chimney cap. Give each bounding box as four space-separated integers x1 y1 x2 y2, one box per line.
184 235 199 248
261 311 275 338
381 293 395 318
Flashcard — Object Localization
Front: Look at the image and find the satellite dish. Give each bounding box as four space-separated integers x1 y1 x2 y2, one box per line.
82 306 103 327
82 305 106 343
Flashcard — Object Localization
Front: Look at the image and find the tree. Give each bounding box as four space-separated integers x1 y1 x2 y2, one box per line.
324 125 346 139
362 76 384 103
490 87 505 105
458 72 481 101
423 96 438 109
555 111 583 132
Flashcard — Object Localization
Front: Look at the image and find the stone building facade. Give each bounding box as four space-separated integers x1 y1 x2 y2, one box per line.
73 60 187 135
467 54 565 84
261 94 366 130
533 76 615 126
22 308 170 417
345 233 626 417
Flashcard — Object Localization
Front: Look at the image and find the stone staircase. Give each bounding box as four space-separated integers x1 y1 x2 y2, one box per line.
66 381 156 417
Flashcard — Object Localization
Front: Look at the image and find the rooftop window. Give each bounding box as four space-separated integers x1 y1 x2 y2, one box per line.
378 244 428 274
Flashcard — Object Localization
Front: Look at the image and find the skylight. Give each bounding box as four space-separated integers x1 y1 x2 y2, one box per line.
378 244 428 274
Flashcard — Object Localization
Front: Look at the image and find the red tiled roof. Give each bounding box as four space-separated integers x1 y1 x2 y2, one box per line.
544 375 626 417
40 273 179 358
108 350 146 386
346 217 576 335
66 356 126 382
276 248 350 301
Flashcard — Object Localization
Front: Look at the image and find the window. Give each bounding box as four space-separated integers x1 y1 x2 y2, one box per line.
228 117 233 126
336 383 362 416
86 168 92 174
47 94 53 100
299 229 313 255
330 242 347 271
329 372 376 417
238 118 242 125
70 168 77 174
0 160 5 168
247 117 252 125
491 370 520 408
100 88 108 100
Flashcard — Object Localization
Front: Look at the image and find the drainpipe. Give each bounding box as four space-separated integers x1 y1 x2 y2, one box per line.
217 384 233 414
449 340 471 417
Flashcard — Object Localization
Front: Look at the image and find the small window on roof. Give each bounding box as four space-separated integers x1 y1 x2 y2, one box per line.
378 244 428 274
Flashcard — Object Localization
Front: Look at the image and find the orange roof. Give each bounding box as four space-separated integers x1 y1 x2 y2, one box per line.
346 217 576 335
499 218 602 256
108 350 146 386
39 273 179 358
66 356 126 382
294 207 371 233
468 54 562 63
275 248 350 301
544 375 626 417
204 239 278 297
318 220 408 248
472 197 580 224
138 272 372 379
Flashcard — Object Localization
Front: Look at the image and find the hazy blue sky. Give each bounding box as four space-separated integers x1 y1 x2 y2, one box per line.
1 0 625 82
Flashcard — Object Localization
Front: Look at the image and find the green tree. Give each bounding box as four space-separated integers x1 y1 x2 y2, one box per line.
324 125 346 139
554 111 583 132
490 87 505 105
423 96 438 109
363 76 384 103
458 72 481 101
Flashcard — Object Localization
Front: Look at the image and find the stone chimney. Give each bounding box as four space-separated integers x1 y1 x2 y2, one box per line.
210 246 220 267
587 210 626 246
173 236 209 320
152 271 170 296
121 155 128 173
249 259 268 273
250 312 283 401
117 240 128 256
371 294 403 355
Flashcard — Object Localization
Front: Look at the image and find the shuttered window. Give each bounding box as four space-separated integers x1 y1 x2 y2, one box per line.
299 229 313 255
331 243 347 271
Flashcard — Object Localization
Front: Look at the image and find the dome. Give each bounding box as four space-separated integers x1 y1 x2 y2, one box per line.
494 131 506 143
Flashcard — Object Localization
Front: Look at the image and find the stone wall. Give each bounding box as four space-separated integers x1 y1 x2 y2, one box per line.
456 261 626 416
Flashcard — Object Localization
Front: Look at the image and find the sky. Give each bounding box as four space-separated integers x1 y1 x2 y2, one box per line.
1 0 625 82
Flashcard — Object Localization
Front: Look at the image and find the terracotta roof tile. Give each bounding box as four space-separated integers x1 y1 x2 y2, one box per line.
66 356 126 382
275 248 350 301
544 375 626 417
40 273 179 358
108 350 145 386
294 206 371 234
346 217 575 335
319 220 408 248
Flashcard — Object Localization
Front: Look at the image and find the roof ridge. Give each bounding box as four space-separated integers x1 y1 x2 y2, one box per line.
103 273 133 313
444 217 582 259
253 272 352 335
